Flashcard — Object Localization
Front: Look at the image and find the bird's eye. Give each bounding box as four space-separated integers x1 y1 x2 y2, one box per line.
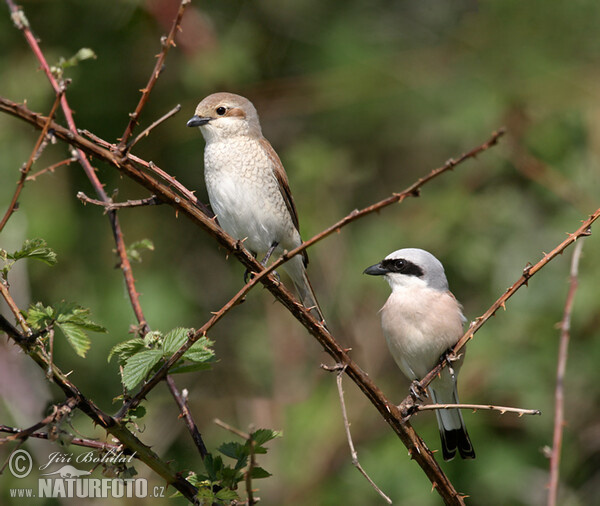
394 259 405 271
216 106 227 116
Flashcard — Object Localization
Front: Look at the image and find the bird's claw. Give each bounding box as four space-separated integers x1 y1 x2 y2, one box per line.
409 380 427 401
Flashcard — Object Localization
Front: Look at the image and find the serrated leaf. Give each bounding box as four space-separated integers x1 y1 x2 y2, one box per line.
122 349 163 390
9 239 57 266
251 428 282 446
215 488 239 501
220 466 244 487
126 239 154 263
55 304 106 333
56 321 91 358
162 327 193 355
218 441 248 462
203 454 223 482
108 338 146 364
250 466 272 479
183 337 215 363
26 302 55 328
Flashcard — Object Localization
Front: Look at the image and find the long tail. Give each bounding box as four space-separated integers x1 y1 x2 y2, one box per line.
283 255 327 329
429 370 475 461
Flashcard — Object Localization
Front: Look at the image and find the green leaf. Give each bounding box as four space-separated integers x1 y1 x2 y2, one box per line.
203 454 224 482
9 238 57 266
218 441 248 462
58 48 97 69
126 239 154 263
251 428 282 446
55 303 106 332
108 338 146 364
250 466 272 479
183 337 215 363
215 488 239 502
26 302 55 328
128 406 146 420
122 349 163 390
162 327 193 355
25 302 105 358
56 321 91 358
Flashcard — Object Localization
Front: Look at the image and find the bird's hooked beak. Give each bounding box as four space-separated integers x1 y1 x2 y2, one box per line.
363 262 388 276
187 115 211 127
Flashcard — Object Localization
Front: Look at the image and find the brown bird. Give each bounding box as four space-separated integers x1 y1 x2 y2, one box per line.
187 92 326 325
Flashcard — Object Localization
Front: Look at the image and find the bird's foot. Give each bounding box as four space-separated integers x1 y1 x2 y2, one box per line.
243 269 255 284
409 380 427 401
442 348 460 379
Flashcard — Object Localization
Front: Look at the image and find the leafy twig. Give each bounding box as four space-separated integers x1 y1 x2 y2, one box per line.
0 307 199 502
547 239 585 506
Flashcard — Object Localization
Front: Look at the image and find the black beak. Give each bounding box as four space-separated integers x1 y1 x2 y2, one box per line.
363 263 388 276
187 115 211 127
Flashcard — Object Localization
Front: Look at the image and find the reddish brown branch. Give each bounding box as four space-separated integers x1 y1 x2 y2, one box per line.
0 425 122 451
165 376 208 460
117 0 191 151
0 398 78 444
126 104 182 151
26 156 76 181
77 192 160 212
547 239 585 506
0 91 62 232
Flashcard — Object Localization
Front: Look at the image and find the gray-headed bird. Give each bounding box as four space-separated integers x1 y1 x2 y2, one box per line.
364 248 475 460
187 92 326 325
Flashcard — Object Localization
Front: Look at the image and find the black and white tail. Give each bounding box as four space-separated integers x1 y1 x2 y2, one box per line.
429 382 475 461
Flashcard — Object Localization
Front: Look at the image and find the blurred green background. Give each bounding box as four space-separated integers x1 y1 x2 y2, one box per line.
1 0 599 504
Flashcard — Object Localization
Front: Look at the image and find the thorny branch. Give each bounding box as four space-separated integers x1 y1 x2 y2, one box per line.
126 104 182 151
322 364 392 504
0 91 62 233
415 404 541 417
117 0 191 151
0 425 122 451
166 376 208 460
0 398 78 444
26 156 76 182
547 239 585 506
77 192 160 212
